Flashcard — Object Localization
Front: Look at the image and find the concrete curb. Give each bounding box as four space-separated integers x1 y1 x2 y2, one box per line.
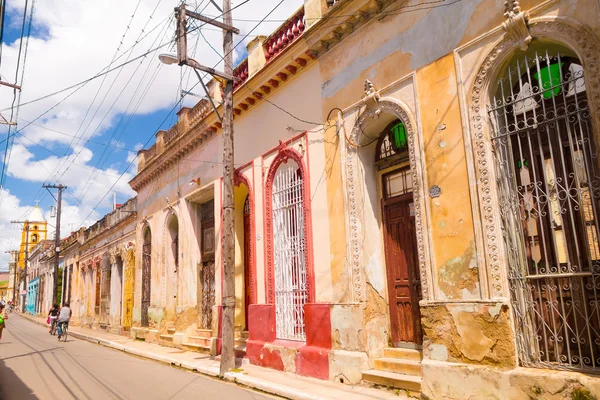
17 314 300 399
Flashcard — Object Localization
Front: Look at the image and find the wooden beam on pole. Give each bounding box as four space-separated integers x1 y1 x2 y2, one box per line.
0 80 21 90
185 9 240 34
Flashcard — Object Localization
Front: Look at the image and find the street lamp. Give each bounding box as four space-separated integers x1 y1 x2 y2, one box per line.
158 53 178 65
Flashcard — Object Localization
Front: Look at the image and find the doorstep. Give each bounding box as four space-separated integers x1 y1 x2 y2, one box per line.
17 314 408 400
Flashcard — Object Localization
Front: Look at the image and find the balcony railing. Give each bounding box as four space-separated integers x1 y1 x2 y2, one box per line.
265 8 305 63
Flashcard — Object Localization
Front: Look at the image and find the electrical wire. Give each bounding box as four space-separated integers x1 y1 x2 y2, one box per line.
0 0 35 210
76 0 286 229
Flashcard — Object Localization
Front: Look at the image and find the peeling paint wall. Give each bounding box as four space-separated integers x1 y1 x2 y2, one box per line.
420 302 516 367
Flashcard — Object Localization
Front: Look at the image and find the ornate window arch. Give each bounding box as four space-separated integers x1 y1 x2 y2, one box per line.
345 98 432 302
470 17 600 372
235 171 257 307
265 147 314 341
141 223 152 327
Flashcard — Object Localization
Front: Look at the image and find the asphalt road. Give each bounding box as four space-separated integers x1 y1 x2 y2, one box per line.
0 315 274 400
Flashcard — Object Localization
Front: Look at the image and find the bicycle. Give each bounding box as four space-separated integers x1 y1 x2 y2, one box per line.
49 318 58 335
57 321 68 342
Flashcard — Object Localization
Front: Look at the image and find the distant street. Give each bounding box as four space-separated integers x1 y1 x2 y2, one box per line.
0 315 273 400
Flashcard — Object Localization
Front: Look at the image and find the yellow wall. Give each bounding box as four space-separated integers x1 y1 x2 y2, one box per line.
415 54 478 300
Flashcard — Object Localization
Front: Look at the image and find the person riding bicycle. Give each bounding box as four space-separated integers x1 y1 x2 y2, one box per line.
57 302 72 340
48 303 59 334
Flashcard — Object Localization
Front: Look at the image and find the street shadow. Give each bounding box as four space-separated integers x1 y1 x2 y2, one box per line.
0 357 38 400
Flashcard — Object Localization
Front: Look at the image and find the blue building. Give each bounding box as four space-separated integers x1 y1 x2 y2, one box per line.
26 277 40 315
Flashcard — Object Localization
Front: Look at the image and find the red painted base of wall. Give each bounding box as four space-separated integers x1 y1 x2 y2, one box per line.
246 303 332 380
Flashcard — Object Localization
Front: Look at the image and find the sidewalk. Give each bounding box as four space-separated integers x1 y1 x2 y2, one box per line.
18 313 408 400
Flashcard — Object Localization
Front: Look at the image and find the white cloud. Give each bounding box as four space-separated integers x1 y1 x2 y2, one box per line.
0 0 303 269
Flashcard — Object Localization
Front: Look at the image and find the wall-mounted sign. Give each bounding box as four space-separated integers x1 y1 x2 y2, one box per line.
429 185 442 198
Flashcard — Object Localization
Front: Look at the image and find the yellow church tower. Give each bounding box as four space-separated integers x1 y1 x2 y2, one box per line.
18 206 48 270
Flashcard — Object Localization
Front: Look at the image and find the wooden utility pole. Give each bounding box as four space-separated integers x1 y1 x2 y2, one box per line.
220 0 236 376
10 221 29 309
167 1 237 376
44 184 66 305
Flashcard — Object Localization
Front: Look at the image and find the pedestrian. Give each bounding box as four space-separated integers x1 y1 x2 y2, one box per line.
0 303 7 342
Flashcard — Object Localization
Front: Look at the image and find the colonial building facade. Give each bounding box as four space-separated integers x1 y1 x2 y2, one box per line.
27 0 600 398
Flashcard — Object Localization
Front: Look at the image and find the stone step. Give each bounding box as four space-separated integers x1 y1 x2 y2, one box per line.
188 336 211 347
373 358 421 376
167 328 176 335
383 347 422 361
182 342 210 353
195 328 212 338
239 330 249 339
235 337 247 346
362 370 421 392
159 334 174 342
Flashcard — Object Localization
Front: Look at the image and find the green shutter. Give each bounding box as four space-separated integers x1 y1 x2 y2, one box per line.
533 62 564 99
389 121 407 152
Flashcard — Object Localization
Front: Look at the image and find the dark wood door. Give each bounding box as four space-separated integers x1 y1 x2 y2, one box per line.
383 194 422 346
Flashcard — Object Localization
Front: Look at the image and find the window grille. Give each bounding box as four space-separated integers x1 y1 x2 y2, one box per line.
271 160 308 340
489 49 600 372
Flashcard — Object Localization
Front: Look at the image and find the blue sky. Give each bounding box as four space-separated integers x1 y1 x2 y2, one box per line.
0 0 303 270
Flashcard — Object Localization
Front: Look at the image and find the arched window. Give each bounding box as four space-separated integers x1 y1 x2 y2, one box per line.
267 151 312 341
167 215 179 270
489 46 599 372
33 225 38 231
31 234 38 243
375 119 409 169
141 226 152 327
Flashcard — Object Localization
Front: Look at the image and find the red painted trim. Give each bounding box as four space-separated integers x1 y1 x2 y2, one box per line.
234 169 257 306
264 146 315 305
261 131 307 159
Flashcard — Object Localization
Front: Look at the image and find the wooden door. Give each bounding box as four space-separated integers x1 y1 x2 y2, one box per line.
243 197 251 330
383 194 422 346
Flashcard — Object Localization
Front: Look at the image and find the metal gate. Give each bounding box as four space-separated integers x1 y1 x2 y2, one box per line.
94 267 101 316
200 201 215 330
100 256 111 324
141 228 152 327
489 50 600 372
200 261 215 330
271 160 308 341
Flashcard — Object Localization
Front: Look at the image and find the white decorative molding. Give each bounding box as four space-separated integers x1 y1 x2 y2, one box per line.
469 17 600 298
502 0 531 51
344 99 432 301
363 79 381 117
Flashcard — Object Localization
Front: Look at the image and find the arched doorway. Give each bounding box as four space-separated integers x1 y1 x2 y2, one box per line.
266 151 314 341
166 214 179 317
377 119 423 346
141 226 152 328
487 43 600 371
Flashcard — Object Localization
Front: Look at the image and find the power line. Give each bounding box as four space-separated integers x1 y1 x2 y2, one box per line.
0 0 253 115
13 3 173 212
77 0 284 229
0 0 36 208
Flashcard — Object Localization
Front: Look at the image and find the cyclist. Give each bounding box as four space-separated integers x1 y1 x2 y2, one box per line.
48 303 59 334
57 302 72 340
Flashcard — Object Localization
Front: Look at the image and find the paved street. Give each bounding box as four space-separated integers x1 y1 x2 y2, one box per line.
0 315 274 400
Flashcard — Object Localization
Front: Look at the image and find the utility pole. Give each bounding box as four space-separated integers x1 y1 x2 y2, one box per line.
10 221 29 309
220 0 236 376
166 1 237 375
43 184 66 305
